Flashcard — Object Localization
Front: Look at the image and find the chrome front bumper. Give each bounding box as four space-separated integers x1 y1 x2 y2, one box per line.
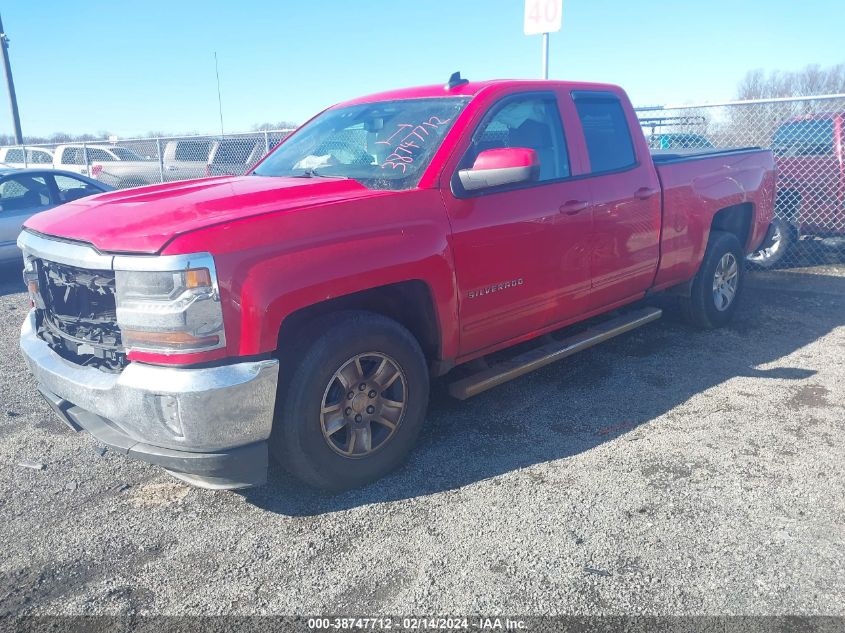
20 311 279 489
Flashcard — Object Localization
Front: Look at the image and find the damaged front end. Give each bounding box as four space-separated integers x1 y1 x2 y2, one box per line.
25 260 127 371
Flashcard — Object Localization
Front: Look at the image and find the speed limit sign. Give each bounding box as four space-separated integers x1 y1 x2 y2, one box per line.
524 0 563 35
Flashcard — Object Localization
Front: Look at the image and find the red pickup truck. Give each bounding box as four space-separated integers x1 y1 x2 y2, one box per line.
18 77 776 491
749 112 844 267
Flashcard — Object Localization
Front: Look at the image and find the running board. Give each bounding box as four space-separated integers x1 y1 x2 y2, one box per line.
448 307 662 400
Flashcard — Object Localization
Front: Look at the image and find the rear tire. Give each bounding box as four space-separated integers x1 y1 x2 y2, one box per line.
747 217 796 269
270 311 429 491
680 231 745 329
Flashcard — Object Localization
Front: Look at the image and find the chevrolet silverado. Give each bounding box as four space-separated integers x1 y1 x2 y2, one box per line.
17 76 776 491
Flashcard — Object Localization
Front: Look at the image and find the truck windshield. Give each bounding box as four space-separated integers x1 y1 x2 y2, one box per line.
252 97 469 189
772 119 835 156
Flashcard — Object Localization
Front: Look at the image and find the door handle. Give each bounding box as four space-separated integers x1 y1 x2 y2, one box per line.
560 200 588 215
634 187 658 200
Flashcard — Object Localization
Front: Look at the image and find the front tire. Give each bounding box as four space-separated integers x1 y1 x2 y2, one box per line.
680 231 745 329
271 311 429 491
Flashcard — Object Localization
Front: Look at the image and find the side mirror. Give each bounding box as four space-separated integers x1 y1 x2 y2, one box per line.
458 147 540 192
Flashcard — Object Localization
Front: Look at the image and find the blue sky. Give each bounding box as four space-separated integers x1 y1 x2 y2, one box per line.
2 0 842 138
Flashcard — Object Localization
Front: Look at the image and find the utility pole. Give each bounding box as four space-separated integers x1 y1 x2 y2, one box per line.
0 12 23 144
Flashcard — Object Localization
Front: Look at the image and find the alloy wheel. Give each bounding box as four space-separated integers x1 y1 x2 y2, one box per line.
712 252 739 311
320 353 407 458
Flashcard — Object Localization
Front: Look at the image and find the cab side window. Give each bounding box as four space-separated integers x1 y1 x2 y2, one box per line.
463 95 570 182
86 148 115 161
61 147 83 165
5 149 24 163
573 94 636 173
29 149 53 164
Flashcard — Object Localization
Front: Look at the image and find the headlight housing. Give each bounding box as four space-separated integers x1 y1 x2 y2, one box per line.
114 253 225 354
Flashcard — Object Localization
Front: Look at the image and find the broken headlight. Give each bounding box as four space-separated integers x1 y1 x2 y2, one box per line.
114 254 225 354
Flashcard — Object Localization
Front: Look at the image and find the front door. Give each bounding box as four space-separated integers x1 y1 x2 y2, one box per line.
442 92 594 357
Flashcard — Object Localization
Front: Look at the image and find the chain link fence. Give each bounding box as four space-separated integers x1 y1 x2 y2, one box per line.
2 94 845 268
635 94 845 268
0 129 293 189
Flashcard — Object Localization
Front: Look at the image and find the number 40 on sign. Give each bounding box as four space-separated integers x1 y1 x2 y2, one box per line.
524 0 563 35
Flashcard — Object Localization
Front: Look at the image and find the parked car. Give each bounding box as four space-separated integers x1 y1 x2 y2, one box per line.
648 133 714 150
748 112 845 267
52 144 159 188
0 168 111 263
0 146 54 168
17 77 775 491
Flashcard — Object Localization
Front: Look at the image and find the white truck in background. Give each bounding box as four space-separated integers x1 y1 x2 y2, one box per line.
0 146 55 168
52 144 161 188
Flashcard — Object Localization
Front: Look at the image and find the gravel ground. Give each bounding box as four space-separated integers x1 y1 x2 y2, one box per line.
0 263 843 617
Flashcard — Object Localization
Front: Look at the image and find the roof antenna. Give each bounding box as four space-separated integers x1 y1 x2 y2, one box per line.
445 71 469 91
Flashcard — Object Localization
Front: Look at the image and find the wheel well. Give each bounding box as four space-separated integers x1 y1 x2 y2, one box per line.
711 203 753 249
276 281 441 363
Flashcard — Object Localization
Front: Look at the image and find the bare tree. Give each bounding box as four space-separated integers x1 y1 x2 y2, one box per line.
252 121 297 131
738 63 845 99
725 62 845 145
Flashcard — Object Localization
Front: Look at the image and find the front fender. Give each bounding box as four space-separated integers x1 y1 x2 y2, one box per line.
165 189 459 361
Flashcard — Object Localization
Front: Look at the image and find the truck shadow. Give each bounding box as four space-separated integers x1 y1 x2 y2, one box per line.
0 262 24 297
244 270 845 516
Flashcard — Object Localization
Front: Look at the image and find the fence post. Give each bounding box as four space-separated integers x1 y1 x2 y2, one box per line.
82 141 89 176
22 143 27 168
263 130 269 154
156 137 165 183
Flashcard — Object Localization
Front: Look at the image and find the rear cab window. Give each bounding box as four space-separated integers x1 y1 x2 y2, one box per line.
572 92 637 173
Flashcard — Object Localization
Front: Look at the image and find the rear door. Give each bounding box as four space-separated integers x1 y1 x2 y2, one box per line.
441 90 594 357
569 91 662 310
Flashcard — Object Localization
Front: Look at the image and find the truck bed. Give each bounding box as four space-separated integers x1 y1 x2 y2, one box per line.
650 146 776 290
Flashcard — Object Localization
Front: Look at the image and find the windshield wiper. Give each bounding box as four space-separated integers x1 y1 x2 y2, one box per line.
293 168 347 179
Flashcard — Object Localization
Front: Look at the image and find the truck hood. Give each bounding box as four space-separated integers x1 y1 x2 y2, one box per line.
25 175 386 254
